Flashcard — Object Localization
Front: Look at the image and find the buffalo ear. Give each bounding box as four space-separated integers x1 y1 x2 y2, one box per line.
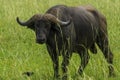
26 22 35 30
51 23 61 33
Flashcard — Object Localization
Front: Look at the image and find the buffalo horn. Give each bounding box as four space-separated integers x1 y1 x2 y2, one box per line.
44 14 71 26
16 14 41 26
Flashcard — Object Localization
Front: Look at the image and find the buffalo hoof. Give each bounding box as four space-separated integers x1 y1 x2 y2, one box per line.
62 76 68 80
108 72 116 77
22 71 34 77
54 74 60 80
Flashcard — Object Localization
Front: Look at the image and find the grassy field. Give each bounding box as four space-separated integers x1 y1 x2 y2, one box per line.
0 0 120 80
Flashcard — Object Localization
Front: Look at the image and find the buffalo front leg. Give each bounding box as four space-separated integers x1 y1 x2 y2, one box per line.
78 49 90 75
49 52 59 78
47 46 59 78
61 52 72 80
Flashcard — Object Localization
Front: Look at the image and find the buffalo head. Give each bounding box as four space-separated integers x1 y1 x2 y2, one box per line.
16 14 71 44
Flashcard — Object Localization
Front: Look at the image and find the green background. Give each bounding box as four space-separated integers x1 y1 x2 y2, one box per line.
0 0 120 80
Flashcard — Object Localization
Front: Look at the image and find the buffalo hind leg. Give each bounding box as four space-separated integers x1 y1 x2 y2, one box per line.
96 36 115 77
78 49 90 75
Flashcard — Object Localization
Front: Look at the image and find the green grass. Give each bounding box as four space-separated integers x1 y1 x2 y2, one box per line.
0 0 120 80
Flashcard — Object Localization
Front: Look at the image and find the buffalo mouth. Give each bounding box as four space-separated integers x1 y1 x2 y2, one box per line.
36 39 46 44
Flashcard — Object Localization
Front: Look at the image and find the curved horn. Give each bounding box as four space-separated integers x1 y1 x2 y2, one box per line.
16 17 32 26
16 14 41 26
44 14 71 26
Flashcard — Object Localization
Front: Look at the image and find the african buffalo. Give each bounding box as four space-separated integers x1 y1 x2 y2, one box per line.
16 5 114 79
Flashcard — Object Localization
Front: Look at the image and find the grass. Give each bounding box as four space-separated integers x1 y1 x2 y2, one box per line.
0 0 120 80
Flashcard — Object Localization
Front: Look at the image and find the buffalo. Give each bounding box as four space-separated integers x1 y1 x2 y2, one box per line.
16 5 115 79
